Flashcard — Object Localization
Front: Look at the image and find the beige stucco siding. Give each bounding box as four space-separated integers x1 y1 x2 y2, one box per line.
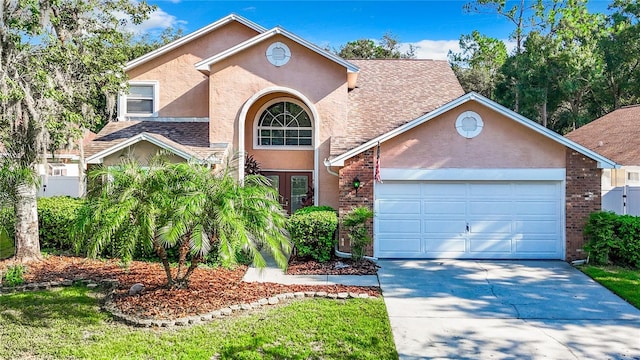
127 22 260 118
382 101 566 169
102 141 186 166
209 35 348 208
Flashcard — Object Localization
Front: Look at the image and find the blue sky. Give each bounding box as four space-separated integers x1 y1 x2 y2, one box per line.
134 0 613 60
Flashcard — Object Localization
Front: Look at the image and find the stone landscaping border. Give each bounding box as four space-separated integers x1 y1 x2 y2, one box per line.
0 279 375 328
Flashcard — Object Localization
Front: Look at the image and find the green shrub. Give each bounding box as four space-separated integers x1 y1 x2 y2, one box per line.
288 209 338 262
584 211 640 268
2 264 26 287
342 207 373 262
0 206 15 244
38 197 85 252
0 223 15 260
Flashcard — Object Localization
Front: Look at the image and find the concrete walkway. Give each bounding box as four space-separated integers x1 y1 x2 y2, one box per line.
378 260 640 360
242 254 379 287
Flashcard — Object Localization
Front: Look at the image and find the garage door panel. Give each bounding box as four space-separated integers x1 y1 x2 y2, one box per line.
515 201 558 215
425 238 466 252
468 201 512 215
423 220 466 233
421 183 466 197
379 219 421 233
376 182 420 197
378 236 421 252
513 182 558 197
469 220 512 234
516 239 558 252
468 183 510 197
515 220 558 234
424 201 466 215
378 200 421 217
470 239 512 253
375 180 563 259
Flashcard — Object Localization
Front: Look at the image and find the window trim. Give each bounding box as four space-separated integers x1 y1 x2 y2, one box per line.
253 98 314 150
118 80 159 119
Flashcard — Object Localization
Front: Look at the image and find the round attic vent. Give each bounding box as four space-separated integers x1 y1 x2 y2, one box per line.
455 111 484 138
266 42 291 67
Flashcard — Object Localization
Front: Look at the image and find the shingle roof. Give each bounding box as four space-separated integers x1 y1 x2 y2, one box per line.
85 121 222 162
332 59 465 156
565 105 640 166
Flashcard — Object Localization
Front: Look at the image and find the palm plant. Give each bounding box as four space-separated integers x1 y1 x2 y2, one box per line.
75 157 290 288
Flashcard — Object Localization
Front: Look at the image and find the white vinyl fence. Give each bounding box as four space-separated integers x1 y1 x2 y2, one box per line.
38 176 82 198
602 186 640 216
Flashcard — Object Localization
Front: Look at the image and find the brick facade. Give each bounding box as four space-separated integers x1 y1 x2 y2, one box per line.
565 149 602 261
338 148 375 256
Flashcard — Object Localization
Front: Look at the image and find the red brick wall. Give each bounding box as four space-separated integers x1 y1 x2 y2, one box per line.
338 148 374 256
565 149 602 261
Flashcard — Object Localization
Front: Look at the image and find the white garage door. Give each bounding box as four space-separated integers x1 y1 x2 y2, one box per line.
375 181 564 259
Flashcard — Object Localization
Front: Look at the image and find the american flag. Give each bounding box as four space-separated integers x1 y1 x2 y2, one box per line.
375 142 382 183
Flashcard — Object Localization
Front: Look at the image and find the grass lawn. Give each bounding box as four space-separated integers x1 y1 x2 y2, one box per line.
0 286 397 360
580 265 640 309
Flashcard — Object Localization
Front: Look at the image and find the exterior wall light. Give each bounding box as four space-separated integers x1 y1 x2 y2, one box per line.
353 176 361 195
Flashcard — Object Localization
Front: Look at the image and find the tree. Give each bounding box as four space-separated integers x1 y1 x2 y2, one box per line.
125 27 185 62
75 158 291 288
338 32 415 59
448 30 508 99
0 0 153 262
593 0 640 113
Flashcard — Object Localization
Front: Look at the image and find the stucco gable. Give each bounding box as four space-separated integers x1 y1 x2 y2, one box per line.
125 14 266 71
327 92 618 169
194 27 359 74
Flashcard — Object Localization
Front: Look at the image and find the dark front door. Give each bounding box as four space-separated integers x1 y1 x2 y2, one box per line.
262 171 313 214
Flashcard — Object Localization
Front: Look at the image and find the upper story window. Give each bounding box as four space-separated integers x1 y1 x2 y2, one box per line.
119 81 159 118
48 163 67 176
255 100 313 148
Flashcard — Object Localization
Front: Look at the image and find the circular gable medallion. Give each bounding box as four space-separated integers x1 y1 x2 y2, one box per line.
455 111 484 138
266 42 291 67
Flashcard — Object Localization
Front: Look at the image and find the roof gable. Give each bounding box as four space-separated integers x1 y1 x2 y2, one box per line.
327 92 618 169
194 27 359 73
86 132 204 164
125 14 266 71
565 105 640 166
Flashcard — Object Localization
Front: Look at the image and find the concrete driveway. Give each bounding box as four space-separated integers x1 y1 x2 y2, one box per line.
377 260 640 359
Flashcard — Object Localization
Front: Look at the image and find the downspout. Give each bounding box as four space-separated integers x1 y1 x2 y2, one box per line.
325 159 378 261
324 159 339 177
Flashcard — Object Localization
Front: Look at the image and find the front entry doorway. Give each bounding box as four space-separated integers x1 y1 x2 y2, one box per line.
262 171 313 214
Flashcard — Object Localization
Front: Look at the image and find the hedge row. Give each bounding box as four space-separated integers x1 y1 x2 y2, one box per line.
0 196 84 253
2 200 343 264
584 211 640 268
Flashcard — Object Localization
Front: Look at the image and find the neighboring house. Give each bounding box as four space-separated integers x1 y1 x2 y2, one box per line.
566 105 640 215
85 14 616 261
0 132 95 198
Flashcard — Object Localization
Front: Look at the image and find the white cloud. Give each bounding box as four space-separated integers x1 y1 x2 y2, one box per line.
117 8 186 35
400 39 517 60
400 40 460 60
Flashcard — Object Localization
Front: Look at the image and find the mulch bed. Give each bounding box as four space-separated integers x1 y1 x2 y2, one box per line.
0 256 380 320
287 255 379 275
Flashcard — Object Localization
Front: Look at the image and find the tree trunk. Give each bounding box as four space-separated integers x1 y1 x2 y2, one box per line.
13 181 41 262
175 256 202 289
154 243 174 288
175 236 190 279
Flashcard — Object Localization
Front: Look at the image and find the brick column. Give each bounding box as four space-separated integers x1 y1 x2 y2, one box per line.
338 148 374 256
565 149 602 261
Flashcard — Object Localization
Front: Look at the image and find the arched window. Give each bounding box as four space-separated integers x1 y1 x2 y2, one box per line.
256 100 312 147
